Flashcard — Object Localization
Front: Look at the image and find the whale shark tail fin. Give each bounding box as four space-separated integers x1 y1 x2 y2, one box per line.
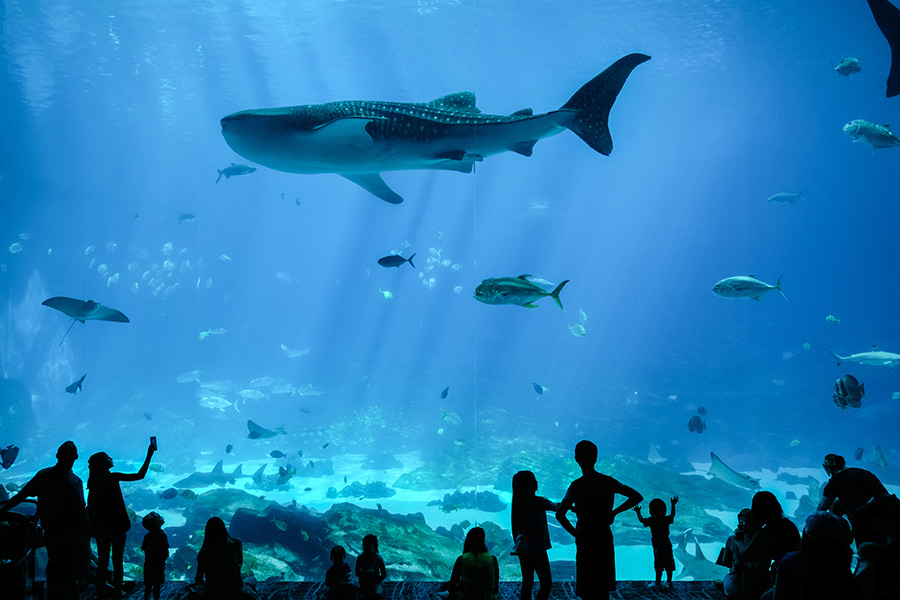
561 53 651 156
867 0 900 97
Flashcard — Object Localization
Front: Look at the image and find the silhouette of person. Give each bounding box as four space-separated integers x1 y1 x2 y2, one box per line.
325 545 356 600
633 495 678 588
556 440 643 600
87 442 155 599
193 516 244 600
355 534 387 599
854 493 900 599
140 512 169 600
444 526 500 600
748 491 800 595
722 508 770 600
818 453 888 547
0 440 90 600
511 471 558 600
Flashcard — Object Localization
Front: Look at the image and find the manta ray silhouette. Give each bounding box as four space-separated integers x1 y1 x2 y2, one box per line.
868 0 900 97
42 296 130 346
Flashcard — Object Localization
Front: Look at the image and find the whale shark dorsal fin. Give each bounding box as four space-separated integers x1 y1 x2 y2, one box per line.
873 345 882 351
212 460 224 474
312 117 375 149
510 108 534 117
427 92 481 113
748 273 757 278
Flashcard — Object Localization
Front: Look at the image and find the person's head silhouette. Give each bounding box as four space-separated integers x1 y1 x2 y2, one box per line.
463 526 488 554
574 440 598 470
56 440 78 468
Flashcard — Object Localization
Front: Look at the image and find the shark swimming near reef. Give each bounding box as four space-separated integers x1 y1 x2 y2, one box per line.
867 0 900 97
220 53 650 203
173 460 245 488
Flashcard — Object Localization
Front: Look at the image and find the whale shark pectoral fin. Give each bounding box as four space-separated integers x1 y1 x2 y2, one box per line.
508 140 538 156
341 173 404 204
313 117 376 148
868 0 900 97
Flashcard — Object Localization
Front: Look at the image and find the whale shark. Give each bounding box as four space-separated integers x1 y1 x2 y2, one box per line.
220 53 650 203
867 0 900 97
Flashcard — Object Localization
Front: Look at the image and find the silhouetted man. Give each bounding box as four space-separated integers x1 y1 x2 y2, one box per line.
556 440 643 600
1 440 90 600
818 453 888 546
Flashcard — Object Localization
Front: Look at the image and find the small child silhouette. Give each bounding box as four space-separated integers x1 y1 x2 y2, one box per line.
325 545 356 599
356 534 387 599
141 512 169 600
633 496 678 588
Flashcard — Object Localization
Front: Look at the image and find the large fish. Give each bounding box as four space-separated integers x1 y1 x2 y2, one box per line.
833 374 865 409
829 346 900 367
712 275 786 301
173 460 245 488
843 119 900 148
866 0 900 97
42 296 130 346
216 163 257 183
220 54 651 203
475 275 569 310
708 452 760 490
673 529 729 581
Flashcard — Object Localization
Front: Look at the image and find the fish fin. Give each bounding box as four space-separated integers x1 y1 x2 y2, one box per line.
407 253 417 269
550 279 570 311
435 150 483 163
775 276 787 301
829 350 843 366
93 305 131 323
523 302 540 308
561 53 651 155
314 117 376 148
510 108 534 117
517 274 533 280
216 170 223 183
508 140 538 157
212 460 224 475
426 92 481 113
860 383 866 396
867 0 900 97
232 464 243 477
340 173 403 204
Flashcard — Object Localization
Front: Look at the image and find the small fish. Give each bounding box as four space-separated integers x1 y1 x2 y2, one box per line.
143 412 153 420
833 374 865 409
322 442 330 450
826 315 841 325
270 450 285 458
148 464 164 473
344 476 348 484
533 382 545 395
697 407 708 416
309 461 315 468
843 119 900 149
440 386 449 400
874 445 888 469
766 192 806 204
378 288 393 300
833 57 862 77
225 444 233 454
303 487 312 492
297 450 303 457
1 445 20 469
216 163 257 183
475 275 569 310
789 439 801 447
177 213 196 225
713 275 786 301
377 253 417 269
66 374 87 395
160 488 178 500
854 447 864 461
180 489 197 500
687 415 706 433
272 519 287 531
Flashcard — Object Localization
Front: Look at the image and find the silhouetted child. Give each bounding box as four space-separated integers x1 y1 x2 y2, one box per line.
141 512 169 600
355 534 387 599
325 545 355 600
633 496 678 588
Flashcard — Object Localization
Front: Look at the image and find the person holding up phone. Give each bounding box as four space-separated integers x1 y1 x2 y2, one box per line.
87 441 156 599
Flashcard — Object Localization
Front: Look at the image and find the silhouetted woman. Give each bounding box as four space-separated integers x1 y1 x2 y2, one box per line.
511 471 558 600
447 526 500 600
194 516 243 600
748 490 800 593
87 443 155 599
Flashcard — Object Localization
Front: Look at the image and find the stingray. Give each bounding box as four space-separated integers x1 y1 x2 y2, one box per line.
246 419 286 439
708 452 761 490
42 296 130 346
868 0 900 97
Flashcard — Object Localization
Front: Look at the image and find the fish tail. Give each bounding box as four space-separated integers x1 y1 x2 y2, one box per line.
775 275 787 301
216 170 224 184
407 252 417 269
549 279 570 311
561 53 651 155
859 382 865 397
830 350 843 366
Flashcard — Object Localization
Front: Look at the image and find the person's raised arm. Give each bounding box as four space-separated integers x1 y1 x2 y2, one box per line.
633 504 648 525
555 496 576 538
670 495 679 518
118 443 155 482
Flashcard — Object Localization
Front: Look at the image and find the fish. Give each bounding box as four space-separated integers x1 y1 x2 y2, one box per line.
378 288 393 300
322 442 330 449
833 374 865 409
475 275 569 310
874 445 888 468
568 323 587 337
303 487 313 493
441 410 461 425
42 296 130 345
533 383 545 395
866 0 900 96
830 346 900 367
697 407 708 416
247 420 285 439
766 192 806 204
854 447 864 461
1 445 20 469
344 475 348 484
378 253 416 268
226 444 233 454
687 415 706 433
712 275 787 301
647 445 667 465
833 57 862 77
143 413 152 420
826 315 840 325
281 343 310 358
65 374 87 395
173 460 245 487
148 464 164 473
843 119 900 148
673 529 729 581
177 212 195 224
440 386 449 400
708 452 760 490
219 54 651 203
159 488 178 500
216 163 257 183
269 450 285 458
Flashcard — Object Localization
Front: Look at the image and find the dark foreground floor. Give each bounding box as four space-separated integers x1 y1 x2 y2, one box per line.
72 581 727 600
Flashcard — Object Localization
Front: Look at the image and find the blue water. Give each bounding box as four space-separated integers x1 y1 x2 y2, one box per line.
2 0 899 581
